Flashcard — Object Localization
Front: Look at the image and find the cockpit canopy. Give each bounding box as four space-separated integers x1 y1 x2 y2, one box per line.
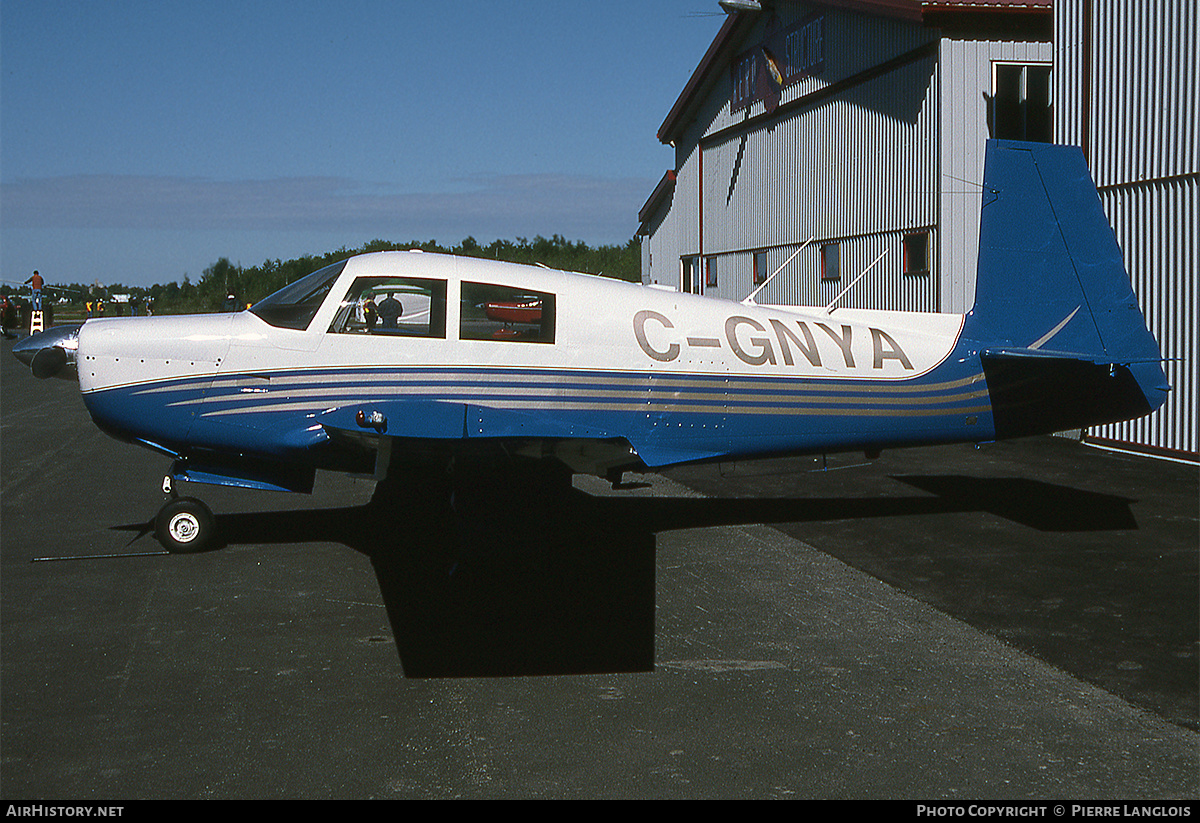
249 257 556 343
250 260 347 330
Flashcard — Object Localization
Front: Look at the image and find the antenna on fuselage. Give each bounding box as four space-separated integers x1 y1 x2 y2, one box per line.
825 249 887 315
742 235 814 305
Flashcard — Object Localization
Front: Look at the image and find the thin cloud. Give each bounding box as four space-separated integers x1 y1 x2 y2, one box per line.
1 173 652 242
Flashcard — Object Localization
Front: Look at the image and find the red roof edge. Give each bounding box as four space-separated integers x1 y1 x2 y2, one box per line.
638 170 678 232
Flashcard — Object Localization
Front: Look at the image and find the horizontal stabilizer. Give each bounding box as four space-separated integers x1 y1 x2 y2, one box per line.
983 346 1166 367
980 351 1158 440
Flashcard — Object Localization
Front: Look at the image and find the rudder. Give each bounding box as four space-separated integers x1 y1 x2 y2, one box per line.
968 140 1160 362
965 139 1168 436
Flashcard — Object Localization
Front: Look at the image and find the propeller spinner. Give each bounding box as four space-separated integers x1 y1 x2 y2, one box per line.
12 324 81 380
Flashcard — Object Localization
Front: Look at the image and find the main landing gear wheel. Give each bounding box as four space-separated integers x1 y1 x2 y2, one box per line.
155 497 215 553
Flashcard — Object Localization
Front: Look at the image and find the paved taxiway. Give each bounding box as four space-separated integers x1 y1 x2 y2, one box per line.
1 331 1196 799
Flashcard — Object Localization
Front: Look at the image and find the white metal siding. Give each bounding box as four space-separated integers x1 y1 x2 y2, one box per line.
1053 0 1087 150
1055 0 1198 457
726 229 938 311
703 53 938 252
1090 179 1198 455
704 6 938 139
645 2 944 297
692 6 942 310
639 197 674 287
1055 0 1199 182
1089 0 1198 187
938 38 1053 313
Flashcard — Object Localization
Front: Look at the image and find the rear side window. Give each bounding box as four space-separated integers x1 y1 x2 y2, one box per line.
460 282 555 343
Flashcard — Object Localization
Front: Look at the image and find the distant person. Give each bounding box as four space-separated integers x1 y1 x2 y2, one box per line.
363 296 378 330
86 299 94 319
222 293 238 312
24 271 43 312
377 293 402 328
1 294 16 338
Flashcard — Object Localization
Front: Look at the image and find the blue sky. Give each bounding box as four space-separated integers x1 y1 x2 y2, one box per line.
1 0 726 287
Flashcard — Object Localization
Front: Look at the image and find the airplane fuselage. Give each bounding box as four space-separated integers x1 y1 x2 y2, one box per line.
73 251 995 482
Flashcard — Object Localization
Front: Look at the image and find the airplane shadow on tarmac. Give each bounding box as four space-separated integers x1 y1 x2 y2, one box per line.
113 474 1137 680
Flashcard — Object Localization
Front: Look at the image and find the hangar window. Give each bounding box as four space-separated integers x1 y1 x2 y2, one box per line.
992 63 1052 143
821 243 840 281
329 276 447 338
681 257 701 294
705 256 718 289
903 232 930 276
753 251 768 286
460 282 555 343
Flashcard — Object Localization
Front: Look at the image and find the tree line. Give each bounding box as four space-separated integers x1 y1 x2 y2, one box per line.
2 235 640 317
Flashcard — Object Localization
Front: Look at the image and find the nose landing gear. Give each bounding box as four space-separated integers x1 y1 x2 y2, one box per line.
155 474 215 553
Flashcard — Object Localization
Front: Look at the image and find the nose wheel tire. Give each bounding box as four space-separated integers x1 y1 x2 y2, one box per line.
155 497 215 553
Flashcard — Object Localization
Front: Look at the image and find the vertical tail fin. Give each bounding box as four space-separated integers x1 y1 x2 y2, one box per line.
965 140 1168 435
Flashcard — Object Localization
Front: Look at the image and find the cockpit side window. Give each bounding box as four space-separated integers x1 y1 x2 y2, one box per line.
460 282 555 343
329 276 447 338
250 260 347 330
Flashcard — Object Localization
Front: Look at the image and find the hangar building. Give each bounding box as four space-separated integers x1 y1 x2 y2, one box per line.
637 0 1196 460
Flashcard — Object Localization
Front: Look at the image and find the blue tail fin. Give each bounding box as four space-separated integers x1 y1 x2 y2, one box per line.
965 140 1168 435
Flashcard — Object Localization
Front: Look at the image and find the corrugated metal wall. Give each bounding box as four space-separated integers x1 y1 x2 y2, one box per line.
706 230 937 311
702 7 937 142
644 4 1051 314
1095 181 1198 455
639 196 673 286
1088 1 1197 186
1053 0 1087 150
701 52 939 255
937 38 1053 313
1055 0 1198 458
679 5 944 311
648 110 711 288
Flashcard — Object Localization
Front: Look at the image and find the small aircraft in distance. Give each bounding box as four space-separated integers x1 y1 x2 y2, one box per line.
13 140 1169 553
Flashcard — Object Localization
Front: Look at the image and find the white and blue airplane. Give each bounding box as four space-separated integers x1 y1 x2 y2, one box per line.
13 141 1169 552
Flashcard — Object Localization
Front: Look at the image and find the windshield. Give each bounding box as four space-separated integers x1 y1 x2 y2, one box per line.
250 260 347 330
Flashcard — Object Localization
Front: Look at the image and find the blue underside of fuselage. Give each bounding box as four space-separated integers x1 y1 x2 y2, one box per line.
81 342 999 472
